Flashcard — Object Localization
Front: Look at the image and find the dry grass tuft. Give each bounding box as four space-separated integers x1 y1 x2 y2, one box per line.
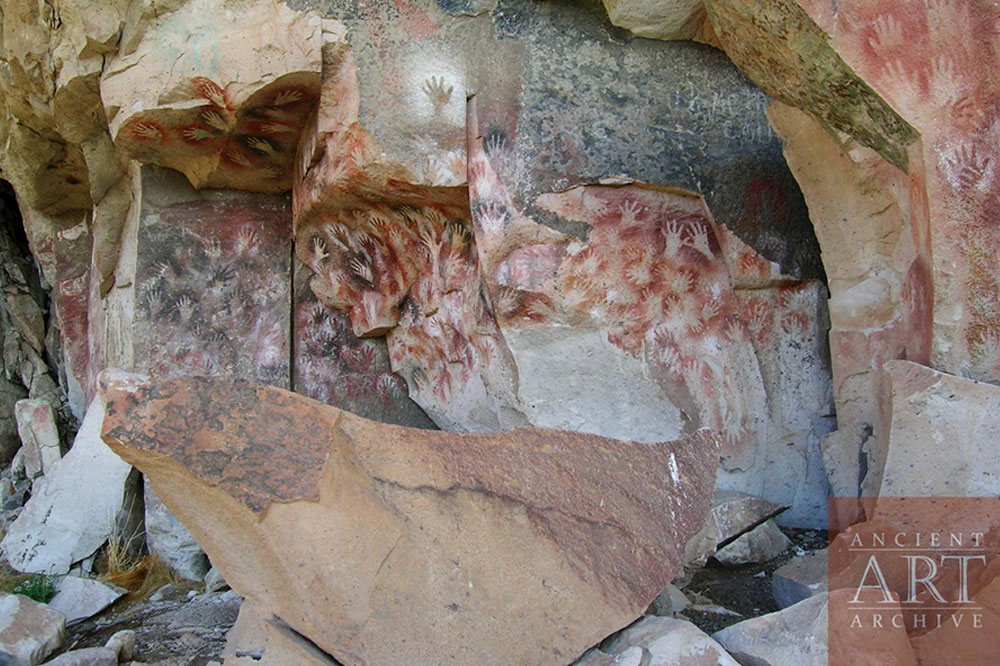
102 552 178 602
98 522 179 602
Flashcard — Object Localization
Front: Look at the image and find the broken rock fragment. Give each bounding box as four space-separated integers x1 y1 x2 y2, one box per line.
2 397 140 575
99 372 720 666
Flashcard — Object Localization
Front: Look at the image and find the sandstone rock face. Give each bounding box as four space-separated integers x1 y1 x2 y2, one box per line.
602 0 715 44
222 600 344 666
293 260 435 429
105 166 292 388
767 101 930 502
2 0 836 527
100 372 719 666
699 0 1000 499
285 0 831 527
882 360 1000 497
2 396 140 575
0 593 67 666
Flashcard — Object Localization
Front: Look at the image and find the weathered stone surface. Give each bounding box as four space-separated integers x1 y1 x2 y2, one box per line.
720 230 834 526
100 371 719 666
648 583 690 618
13 400 61 479
596 616 740 666
48 577 126 626
685 490 786 565
1 397 138 575
144 480 209 582
767 101 931 502
289 2 828 519
467 171 768 464
41 646 118 666
713 591 917 666
0 593 66 666
100 0 328 193
706 0 1000 498
222 600 339 666
753 0 1000 385
601 0 715 44
771 549 827 609
909 568 1000 665
104 630 135 663
882 360 1000 497
204 566 230 594
294 31 518 431
713 519 791 566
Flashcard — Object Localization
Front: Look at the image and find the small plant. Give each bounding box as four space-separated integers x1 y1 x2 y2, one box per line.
12 574 57 603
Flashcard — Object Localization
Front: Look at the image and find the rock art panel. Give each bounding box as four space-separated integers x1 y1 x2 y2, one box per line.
293 261 436 428
131 168 291 387
100 371 720 666
293 29 522 432
467 119 767 469
768 0 1000 383
700 0 1000 495
100 0 331 193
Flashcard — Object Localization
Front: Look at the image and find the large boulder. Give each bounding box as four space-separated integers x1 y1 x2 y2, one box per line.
1 396 140 575
99 371 719 666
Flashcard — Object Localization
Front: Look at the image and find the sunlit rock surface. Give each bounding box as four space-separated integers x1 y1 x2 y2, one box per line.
100 372 719 666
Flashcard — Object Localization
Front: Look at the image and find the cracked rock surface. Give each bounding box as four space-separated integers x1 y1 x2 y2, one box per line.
98 371 719 666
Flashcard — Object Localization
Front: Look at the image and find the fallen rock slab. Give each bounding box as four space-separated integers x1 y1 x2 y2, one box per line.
48 577 126 625
2 397 139 574
882 360 1000 497
594 615 740 665
713 591 917 666
772 549 827 609
686 491 787 565
647 583 690 617
0 593 66 666
713 519 791 565
99 372 720 666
